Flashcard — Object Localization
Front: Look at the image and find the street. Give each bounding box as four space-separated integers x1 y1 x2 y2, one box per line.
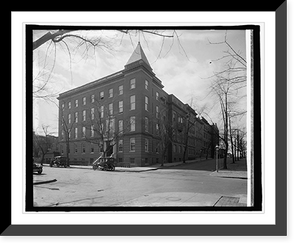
33 159 248 207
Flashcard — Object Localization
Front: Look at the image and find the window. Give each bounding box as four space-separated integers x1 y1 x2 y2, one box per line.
61 103 65 111
100 106 104 118
82 110 86 121
109 103 113 115
155 143 159 153
75 99 78 107
130 158 135 163
68 113 71 124
145 117 149 132
145 96 149 111
145 80 148 90
75 127 78 139
91 145 94 153
130 116 135 131
83 97 86 105
156 123 159 134
119 101 123 113
130 95 135 110
91 94 94 103
100 91 104 99
173 112 176 122
109 88 113 98
119 85 123 95
145 138 149 152
119 119 123 134
156 92 159 100
118 140 123 152
68 101 71 109
91 108 94 120
130 78 136 89
91 125 94 137
130 138 135 152
156 106 159 118
82 126 86 137
82 143 85 153
145 158 149 164
110 119 115 132
106 119 115 133
75 112 78 123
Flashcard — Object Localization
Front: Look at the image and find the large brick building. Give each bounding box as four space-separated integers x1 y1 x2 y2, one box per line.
57 43 218 166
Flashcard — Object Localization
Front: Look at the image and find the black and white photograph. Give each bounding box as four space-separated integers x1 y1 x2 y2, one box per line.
29 27 258 210
6 4 290 239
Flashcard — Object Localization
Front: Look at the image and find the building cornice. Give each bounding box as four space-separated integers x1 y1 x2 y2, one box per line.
57 70 124 100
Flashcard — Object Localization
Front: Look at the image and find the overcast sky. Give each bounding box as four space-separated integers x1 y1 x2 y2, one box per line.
33 29 247 136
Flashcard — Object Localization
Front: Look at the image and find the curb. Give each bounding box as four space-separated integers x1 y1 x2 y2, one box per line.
210 171 247 179
116 167 159 173
33 179 57 185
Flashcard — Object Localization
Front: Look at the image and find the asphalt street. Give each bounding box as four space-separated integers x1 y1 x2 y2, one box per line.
33 159 248 207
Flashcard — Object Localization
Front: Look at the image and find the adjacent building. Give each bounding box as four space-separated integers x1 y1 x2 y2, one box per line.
57 43 218 166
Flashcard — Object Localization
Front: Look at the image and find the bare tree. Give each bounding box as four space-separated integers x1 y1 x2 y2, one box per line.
58 104 77 166
33 125 53 165
207 32 247 169
181 105 199 163
155 107 174 166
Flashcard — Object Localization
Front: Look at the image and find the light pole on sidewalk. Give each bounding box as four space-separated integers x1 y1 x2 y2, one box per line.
215 145 219 172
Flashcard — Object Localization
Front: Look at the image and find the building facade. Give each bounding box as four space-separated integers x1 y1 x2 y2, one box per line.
57 43 218 166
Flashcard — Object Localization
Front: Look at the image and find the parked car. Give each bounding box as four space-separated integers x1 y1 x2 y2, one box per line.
33 161 43 174
50 156 68 168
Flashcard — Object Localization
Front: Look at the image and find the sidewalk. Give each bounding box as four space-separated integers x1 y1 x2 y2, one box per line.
41 158 248 178
58 159 202 172
118 192 247 207
209 158 248 179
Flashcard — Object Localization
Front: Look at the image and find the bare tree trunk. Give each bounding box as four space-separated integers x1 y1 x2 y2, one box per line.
161 145 168 166
223 93 229 169
229 116 235 164
65 137 70 167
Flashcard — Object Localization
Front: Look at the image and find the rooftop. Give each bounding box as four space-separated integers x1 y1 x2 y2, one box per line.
125 42 151 67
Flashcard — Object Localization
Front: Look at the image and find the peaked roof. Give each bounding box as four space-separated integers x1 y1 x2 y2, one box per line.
125 42 151 67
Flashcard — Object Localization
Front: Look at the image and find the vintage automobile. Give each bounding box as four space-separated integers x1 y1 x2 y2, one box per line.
50 156 68 168
92 156 115 171
33 161 43 174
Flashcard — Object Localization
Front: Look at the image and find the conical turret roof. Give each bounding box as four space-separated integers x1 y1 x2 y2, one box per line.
125 42 151 67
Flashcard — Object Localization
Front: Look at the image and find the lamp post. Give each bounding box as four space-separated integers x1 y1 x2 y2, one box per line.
215 145 219 172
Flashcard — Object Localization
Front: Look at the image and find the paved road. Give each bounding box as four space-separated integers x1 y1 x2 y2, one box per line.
33 159 247 207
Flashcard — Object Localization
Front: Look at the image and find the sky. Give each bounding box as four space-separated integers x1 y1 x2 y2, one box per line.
32 29 247 136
